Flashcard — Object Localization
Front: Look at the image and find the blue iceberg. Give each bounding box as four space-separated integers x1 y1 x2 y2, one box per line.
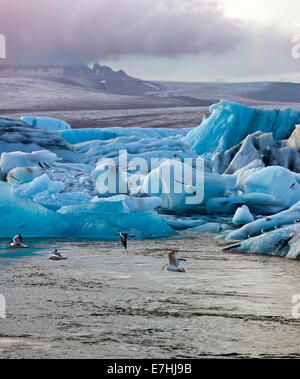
0 182 174 238
185 100 300 155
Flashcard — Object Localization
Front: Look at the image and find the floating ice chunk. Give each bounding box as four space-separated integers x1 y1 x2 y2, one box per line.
13 174 64 199
243 166 300 209
0 150 58 176
226 201 300 242
21 116 71 130
224 224 300 259
232 205 254 226
185 100 300 155
0 182 174 238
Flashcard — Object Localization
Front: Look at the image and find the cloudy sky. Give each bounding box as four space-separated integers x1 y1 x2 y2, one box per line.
0 0 299 82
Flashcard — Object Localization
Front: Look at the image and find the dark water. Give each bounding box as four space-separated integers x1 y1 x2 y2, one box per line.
0 235 299 359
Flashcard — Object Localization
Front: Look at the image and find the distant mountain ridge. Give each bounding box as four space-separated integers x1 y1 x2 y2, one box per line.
1 63 300 105
0 62 160 96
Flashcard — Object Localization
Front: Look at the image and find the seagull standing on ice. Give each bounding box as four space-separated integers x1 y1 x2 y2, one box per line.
117 232 135 250
163 251 187 273
48 249 67 261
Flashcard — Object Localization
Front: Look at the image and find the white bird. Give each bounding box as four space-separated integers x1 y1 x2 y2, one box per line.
48 249 67 261
8 233 29 248
163 251 187 273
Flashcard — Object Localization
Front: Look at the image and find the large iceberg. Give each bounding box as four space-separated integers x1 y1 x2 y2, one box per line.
0 182 174 238
185 100 300 155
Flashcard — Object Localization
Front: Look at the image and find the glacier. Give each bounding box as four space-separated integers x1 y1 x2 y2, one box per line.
0 99 300 256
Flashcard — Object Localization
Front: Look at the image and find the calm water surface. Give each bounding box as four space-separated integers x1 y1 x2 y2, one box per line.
0 234 299 359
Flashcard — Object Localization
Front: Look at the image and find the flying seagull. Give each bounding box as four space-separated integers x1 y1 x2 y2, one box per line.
38 161 64 174
175 180 197 195
9 174 29 184
117 232 135 250
162 251 187 273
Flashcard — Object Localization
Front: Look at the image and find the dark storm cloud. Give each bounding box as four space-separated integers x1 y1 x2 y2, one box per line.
0 0 250 64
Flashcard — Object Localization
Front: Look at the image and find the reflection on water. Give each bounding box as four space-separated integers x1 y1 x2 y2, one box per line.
0 235 299 359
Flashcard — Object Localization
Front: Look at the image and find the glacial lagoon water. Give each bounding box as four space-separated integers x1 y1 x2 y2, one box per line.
0 234 299 359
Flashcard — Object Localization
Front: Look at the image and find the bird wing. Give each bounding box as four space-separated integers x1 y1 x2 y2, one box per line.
9 174 23 183
169 251 178 266
38 161 45 169
175 180 196 195
42 161 52 170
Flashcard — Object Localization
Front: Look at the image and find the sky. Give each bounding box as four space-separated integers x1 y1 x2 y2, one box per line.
0 0 299 82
